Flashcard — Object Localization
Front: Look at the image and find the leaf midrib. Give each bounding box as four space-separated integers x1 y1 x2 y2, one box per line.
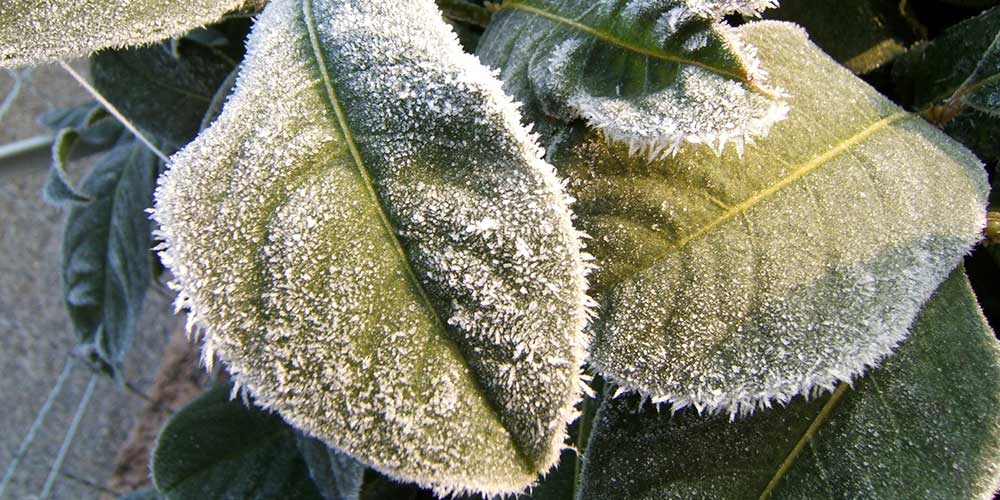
758 382 851 499
497 0 749 83
598 110 912 295
300 0 536 471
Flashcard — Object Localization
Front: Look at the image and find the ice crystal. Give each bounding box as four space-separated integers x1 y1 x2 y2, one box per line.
153 0 593 495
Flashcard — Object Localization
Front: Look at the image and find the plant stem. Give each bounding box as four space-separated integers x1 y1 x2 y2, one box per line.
436 0 493 28
58 61 170 163
987 211 1000 245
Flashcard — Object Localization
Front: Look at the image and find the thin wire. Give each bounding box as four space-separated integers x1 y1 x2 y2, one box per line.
0 68 24 124
0 356 77 498
57 61 170 163
38 373 98 500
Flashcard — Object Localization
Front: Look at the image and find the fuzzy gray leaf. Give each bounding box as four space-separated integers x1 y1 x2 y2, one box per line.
578 269 1000 499
62 135 159 376
153 0 591 495
0 0 259 67
544 21 987 414
476 0 788 156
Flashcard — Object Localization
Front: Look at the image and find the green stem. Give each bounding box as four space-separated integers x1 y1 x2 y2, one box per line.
436 0 493 28
987 211 1000 245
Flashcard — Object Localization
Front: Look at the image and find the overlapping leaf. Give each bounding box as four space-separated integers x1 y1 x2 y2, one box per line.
578 270 1000 499
91 39 239 151
476 0 788 156
152 385 326 500
538 21 987 414
153 0 590 495
893 6 1000 162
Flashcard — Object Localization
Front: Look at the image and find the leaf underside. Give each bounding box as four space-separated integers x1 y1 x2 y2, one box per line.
153 0 590 495
578 269 1000 499
0 0 255 67
476 0 788 156
61 135 158 376
544 21 987 414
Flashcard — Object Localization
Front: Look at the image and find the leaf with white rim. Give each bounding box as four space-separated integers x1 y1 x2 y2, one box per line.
578 269 1000 499
153 0 591 495
476 0 788 157
541 21 987 415
0 0 260 67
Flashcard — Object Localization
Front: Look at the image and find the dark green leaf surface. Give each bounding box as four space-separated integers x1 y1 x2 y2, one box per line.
579 269 1000 499
893 6 1000 161
61 135 158 376
763 0 914 74
295 433 365 500
91 41 238 151
477 0 787 155
152 385 324 500
544 21 987 414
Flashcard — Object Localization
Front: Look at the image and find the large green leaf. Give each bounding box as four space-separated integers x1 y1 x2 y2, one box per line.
476 0 787 156
540 21 987 414
60 135 159 376
153 0 590 495
152 385 325 500
893 6 1000 162
91 39 239 151
762 0 915 74
578 269 1000 499
0 0 261 67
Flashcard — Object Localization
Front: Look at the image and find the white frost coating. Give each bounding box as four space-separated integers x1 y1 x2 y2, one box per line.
0 0 257 67
556 22 989 418
153 0 592 496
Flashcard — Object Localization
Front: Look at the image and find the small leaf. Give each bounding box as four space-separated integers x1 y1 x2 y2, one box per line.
543 21 987 414
762 0 915 74
577 269 1000 499
295 433 365 500
90 40 239 151
153 0 591 495
62 135 159 376
476 0 788 156
152 384 325 500
892 5 1000 162
0 0 261 67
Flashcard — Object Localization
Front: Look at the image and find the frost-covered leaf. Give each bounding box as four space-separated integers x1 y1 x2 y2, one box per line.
153 0 590 495
61 134 159 376
152 384 325 500
295 433 365 500
476 0 788 157
0 0 261 67
90 39 239 151
44 129 93 205
543 21 988 414
893 6 1000 162
578 269 1000 499
42 104 127 205
763 0 914 74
